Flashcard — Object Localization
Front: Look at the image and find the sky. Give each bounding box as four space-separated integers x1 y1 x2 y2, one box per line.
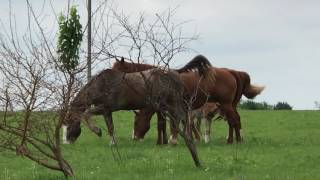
0 0 319 110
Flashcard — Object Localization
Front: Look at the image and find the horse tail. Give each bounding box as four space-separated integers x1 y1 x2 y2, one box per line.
239 72 265 99
226 69 244 106
176 55 212 77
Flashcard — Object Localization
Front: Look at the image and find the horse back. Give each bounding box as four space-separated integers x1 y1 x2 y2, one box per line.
204 67 237 103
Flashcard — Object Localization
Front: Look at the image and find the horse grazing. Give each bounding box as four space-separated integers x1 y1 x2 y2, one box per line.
113 56 264 144
112 55 212 144
64 68 201 166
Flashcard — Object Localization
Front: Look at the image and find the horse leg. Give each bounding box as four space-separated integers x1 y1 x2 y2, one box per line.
162 115 168 144
156 118 163 145
227 123 234 144
204 117 212 144
191 116 201 143
83 106 104 137
157 112 168 144
221 104 241 144
169 118 178 145
180 112 201 167
196 116 201 134
62 125 69 144
168 108 201 167
234 109 242 143
103 112 116 145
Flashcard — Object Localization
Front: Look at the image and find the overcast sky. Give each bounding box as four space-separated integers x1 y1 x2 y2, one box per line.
1 0 319 110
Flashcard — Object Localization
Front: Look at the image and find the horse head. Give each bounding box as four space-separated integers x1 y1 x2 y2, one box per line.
65 110 82 143
132 110 151 140
112 57 130 72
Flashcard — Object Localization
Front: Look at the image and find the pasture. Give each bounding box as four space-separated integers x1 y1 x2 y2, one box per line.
0 110 320 179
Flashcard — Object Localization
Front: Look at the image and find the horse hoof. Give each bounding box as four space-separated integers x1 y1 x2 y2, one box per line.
168 135 178 145
169 139 178 145
110 140 116 146
236 137 243 143
204 134 210 144
227 139 233 144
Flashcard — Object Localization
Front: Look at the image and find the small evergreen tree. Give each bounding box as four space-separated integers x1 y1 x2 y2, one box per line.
57 6 83 73
315 101 320 110
273 102 293 110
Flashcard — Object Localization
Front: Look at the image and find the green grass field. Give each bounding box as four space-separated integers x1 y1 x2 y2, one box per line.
1 110 320 180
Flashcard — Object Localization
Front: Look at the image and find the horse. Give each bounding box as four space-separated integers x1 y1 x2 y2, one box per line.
191 102 222 144
112 56 212 144
132 102 221 144
112 55 265 144
64 67 213 167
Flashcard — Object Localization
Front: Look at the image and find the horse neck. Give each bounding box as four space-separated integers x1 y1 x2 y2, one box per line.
141 108 155 119
114 62 155 73
70 89 89 114
131 63 155 72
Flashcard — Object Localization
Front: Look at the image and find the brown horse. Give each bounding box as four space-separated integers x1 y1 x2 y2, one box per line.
65 67 209 166
112 56 212 144
112 55 264 144
63 57 213 167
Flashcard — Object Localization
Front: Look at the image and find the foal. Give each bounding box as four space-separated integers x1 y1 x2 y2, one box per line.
191 102 222 144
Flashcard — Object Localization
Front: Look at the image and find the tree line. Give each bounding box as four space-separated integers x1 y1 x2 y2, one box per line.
239 100 293 110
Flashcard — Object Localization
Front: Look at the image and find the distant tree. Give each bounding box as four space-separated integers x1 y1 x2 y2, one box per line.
273 102 293 110
315 101 320 110
239 100 273 110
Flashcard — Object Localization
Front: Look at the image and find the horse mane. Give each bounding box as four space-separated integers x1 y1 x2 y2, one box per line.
176 55 215 82
176 55 211 75
112 57 155 72
71 69 116 109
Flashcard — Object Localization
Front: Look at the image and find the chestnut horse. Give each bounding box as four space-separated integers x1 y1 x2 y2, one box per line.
112 55 264 144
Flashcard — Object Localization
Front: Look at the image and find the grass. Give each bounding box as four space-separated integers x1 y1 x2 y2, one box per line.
1 110 320 179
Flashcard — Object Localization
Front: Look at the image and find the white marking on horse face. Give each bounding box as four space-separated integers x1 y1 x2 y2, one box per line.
204 134 210 144
62 125 70 144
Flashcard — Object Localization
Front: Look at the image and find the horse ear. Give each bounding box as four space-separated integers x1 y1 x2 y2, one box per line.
121 57 124 63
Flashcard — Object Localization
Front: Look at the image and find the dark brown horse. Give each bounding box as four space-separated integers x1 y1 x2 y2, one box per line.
112 55 264 144
65 68 204 166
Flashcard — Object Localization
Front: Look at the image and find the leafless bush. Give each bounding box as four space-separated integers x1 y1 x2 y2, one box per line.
0 0 88 177
0 0 200 176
